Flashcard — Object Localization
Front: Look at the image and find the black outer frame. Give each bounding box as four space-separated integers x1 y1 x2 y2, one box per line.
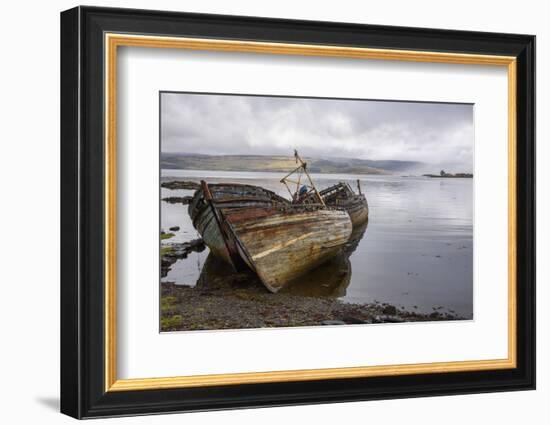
60 6 535 419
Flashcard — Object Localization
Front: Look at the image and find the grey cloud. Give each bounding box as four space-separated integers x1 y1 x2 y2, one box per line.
161 92 474 172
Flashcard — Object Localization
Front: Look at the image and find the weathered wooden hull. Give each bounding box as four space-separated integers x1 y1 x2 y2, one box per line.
344 197 369 226
226 207 352 292
189 183 290 271
191 201 234 266
189 182 352 292
317 183 369 227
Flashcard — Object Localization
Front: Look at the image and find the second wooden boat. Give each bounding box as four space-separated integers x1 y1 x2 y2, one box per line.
281 151 369 227
317 182 369 227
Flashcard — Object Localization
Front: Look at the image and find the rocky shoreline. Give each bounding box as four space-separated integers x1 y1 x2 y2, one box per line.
162 196 193 204
161 180 200 190
160 269 467 332
161 239 205 277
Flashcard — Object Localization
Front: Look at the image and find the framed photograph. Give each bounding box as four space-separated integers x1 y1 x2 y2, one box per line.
60 6 535 419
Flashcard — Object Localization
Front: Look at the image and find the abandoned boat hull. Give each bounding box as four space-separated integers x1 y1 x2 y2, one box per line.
316 182 369 227
344 197 369 226
225 207 352 292
191 200 235 267
189 182 290 271
189 182 352 292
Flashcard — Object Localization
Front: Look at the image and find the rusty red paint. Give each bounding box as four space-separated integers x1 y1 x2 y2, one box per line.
188 181 356 292
224 207 278 223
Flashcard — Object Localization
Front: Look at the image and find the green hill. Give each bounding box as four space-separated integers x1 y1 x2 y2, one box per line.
161 153 421 175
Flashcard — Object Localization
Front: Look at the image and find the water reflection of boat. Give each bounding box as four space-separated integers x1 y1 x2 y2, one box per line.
285 220 368 297
280 252 352 297
344 220 368 255
196 251 352 298
189 181 352 293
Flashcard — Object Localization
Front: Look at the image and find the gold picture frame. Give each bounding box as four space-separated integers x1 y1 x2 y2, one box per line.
104 33 517 392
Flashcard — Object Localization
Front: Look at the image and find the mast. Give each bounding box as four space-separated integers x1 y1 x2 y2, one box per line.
280 150 325 206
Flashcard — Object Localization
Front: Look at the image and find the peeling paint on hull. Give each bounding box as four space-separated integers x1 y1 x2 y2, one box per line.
346 199 369 226
189 182 353 292
315 182 369 227
227 208 352 292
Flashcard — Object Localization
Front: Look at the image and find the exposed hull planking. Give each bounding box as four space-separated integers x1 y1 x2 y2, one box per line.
191 201 234 266
189 182 352 292
189 182 289 271
226 207 352 292
316 182 369 227
346 199 369 226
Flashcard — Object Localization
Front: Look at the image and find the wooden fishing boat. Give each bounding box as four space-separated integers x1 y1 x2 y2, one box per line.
189 181 352 292
188 183 287 268
282 151 369 227
317 181 369 227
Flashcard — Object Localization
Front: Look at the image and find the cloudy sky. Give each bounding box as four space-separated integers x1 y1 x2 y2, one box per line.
161 92 474 172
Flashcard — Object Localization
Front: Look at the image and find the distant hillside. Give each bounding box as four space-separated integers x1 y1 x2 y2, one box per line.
161 153 422 175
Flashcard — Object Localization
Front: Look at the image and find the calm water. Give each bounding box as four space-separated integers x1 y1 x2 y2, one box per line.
161 169 473 317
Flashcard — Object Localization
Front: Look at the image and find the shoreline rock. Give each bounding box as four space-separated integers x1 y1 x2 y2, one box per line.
160 281 468 332
161 180 200 190
161 239 206 277
162 196 193 204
